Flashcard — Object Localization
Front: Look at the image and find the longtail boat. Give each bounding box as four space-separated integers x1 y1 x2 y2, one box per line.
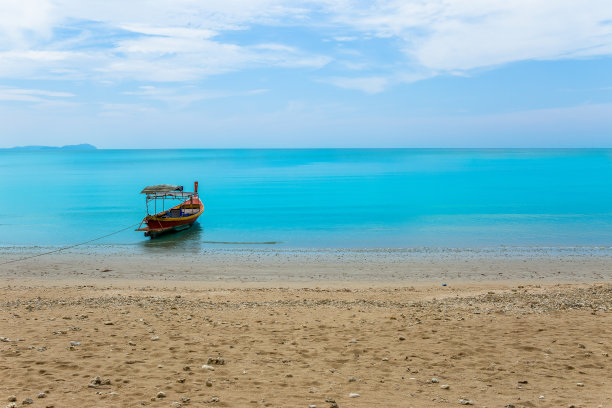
136 182 204 238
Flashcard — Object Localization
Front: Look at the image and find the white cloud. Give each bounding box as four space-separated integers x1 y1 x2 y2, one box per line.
320 76 389 94
328 0 612 72
123 85 269 107
0 87 75 102
0 0 331 82
1 0 612 92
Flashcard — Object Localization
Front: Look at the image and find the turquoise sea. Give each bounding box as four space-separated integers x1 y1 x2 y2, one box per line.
0 149 611 249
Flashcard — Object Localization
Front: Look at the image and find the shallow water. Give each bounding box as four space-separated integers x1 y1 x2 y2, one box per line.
0 148 611 249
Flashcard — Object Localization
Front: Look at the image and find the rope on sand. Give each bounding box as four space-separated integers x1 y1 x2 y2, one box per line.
0 223 140 266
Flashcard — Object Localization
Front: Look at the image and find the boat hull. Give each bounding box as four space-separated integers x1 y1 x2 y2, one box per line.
144 223 194 238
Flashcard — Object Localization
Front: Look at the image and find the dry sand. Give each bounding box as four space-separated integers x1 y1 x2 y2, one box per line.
1 282 610 407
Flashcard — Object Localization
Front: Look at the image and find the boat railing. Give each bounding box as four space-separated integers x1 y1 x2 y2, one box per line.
145 191 196 200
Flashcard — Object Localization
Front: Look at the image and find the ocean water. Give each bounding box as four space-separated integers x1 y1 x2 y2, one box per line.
0 149 611 250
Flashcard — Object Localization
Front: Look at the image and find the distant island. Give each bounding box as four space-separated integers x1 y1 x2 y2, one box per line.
8 144 97 150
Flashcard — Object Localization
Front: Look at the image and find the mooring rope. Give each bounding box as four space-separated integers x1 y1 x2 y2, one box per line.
0 223 140 266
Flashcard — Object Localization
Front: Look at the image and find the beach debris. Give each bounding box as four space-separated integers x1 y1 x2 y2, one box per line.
151 336 160 341
6 403 16 408
70 341 81 346
539 395 545 399
156 391 166 398
458 399 473 405
88 376 111 388
309 405 317 408
442 283 447 286
381 357 389 361
201 364 215 371
349 393 360 398
171 402 181 407
576 382 584 387
0 337 11 342
207 356 225 365
325 397 339 408
431 377 439 383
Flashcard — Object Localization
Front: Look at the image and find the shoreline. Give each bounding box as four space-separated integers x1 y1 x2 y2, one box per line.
1 246 610 283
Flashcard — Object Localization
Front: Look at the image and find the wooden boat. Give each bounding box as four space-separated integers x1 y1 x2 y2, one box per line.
136 182 204 238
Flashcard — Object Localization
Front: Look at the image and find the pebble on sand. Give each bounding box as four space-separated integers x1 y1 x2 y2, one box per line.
7 397 16 402
89 376 111 387
156 391 166 398
441 384 450 389
458 399 473 405
201 365 215 371
207 356 225 365
349 393 360 398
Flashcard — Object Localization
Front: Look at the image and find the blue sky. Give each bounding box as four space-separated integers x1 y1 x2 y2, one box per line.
0 0 611 148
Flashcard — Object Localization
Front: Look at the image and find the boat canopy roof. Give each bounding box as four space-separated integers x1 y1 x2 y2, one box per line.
140 184 183 194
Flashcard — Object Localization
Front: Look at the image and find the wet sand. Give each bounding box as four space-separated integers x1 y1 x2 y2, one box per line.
0 246 610 283
0 281 610 407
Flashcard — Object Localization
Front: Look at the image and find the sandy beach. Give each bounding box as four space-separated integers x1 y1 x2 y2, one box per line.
1 274 610 407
